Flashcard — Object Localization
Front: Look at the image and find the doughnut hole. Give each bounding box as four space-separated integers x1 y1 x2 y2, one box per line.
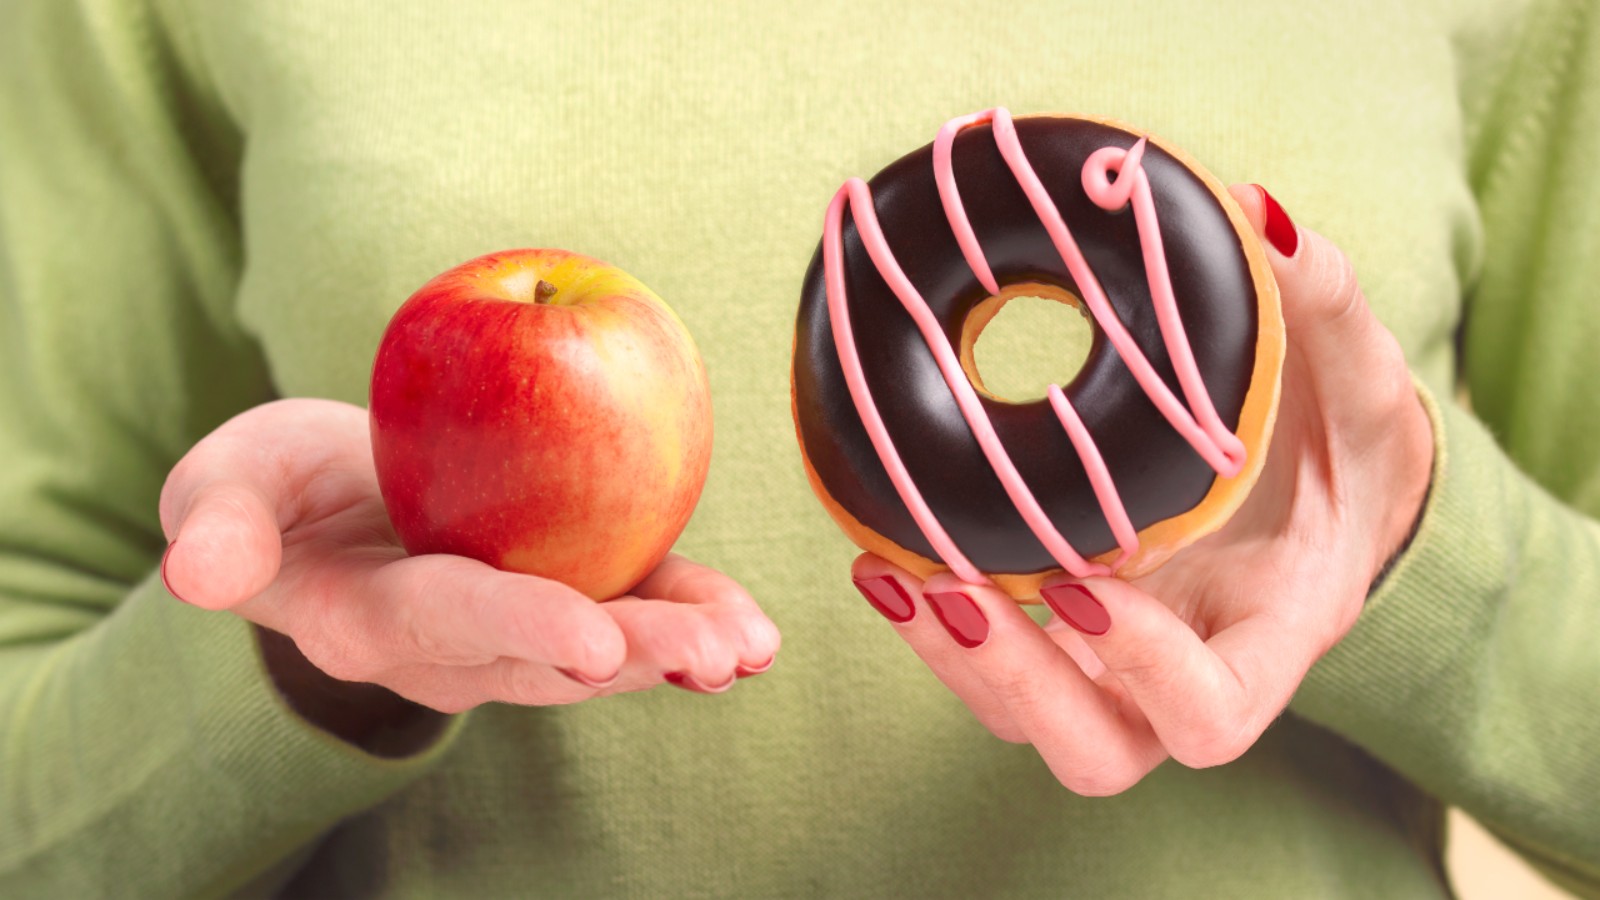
960 282 1095 403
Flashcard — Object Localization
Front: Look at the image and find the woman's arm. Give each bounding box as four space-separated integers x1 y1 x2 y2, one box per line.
0 5 782 895
1290 0 1600 893
849 4 1600 893
0 1 467 894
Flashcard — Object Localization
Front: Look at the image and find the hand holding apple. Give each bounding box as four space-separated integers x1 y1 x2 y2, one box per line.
155 252 773 726
158 399 780 724
369 248 714 601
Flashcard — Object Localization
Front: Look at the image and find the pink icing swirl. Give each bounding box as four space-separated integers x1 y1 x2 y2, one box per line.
823 109 1246 582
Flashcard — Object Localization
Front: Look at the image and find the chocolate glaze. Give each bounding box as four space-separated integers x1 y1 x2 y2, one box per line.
794 117 1258 574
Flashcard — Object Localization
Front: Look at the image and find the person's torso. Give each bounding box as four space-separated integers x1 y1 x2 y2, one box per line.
194 2 1489 895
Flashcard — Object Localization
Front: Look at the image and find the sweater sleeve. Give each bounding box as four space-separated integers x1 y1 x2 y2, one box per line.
0 0 461 895
1289 0 1600 894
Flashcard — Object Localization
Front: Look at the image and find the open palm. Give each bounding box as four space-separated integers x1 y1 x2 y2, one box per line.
160 398 780 714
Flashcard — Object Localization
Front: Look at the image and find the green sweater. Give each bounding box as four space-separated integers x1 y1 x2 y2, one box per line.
2 0 1598 896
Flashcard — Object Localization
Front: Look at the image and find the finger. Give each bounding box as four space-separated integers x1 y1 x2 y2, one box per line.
631 554 781 671
1041 615 1109 681
600 599 747 693
159 480 282 610
381 659 598 713
1228 183 1393 375
1041 576 1312 769
922 573 1166 795
1230 182 1424 448
850 555 1022 741
633 553 757 609
289 553 628 687
158 398 371 610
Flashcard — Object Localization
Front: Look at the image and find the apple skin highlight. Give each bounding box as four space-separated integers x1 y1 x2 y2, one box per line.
370 249 713 601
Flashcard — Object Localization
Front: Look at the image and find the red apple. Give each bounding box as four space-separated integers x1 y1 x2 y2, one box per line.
369 248 713 600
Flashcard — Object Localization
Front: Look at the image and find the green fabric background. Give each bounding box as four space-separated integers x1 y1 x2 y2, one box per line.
1 0 1597 896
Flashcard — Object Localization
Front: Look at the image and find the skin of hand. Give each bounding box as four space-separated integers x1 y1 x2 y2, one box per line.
851 183 1434 796
158 399 781 734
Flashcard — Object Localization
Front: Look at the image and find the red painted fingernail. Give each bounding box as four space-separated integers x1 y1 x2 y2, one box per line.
736 656 775 678
665 671 736 694
853 575 915 624
923 590 990 649
1040 583 1111 636
1254 184 1299 258
160 542 189 603
557 668 619 690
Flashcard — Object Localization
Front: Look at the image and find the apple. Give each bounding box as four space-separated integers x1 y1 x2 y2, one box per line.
369 248 713 600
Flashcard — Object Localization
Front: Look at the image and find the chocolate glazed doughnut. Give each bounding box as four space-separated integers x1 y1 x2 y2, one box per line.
792 110 1284 600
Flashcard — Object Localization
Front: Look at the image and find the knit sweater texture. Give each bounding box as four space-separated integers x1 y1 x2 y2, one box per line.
1 1 1598 897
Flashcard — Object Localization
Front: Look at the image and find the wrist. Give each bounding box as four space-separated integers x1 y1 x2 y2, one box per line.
254 625 451 757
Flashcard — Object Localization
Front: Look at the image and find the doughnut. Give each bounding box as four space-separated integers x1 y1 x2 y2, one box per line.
791 109 1284 600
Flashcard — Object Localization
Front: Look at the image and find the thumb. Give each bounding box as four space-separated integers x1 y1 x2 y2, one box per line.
1229 183 1404 408
160 479 281 611
157 399 367 610
1229 183 1377 341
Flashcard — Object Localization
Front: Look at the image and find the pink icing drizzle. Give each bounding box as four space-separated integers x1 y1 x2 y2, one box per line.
823 108 1246 581
823 187 986 585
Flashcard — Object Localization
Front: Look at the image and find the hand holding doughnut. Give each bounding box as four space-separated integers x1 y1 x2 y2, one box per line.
158 399 781 728
852 189 1433 793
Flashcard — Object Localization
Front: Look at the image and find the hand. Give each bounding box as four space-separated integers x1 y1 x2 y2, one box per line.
159 399 780 723
852 184 1433 795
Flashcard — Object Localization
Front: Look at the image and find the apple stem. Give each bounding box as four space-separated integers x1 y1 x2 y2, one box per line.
534 280 558 303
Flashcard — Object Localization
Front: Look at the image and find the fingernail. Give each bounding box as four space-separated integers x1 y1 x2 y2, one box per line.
1040 583 1111 636
923 590 990 649
665 671 736 694
1254 184 1299 258
557 667 620 690
736 656 775 678
160 542 188 603
853 575 915 624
